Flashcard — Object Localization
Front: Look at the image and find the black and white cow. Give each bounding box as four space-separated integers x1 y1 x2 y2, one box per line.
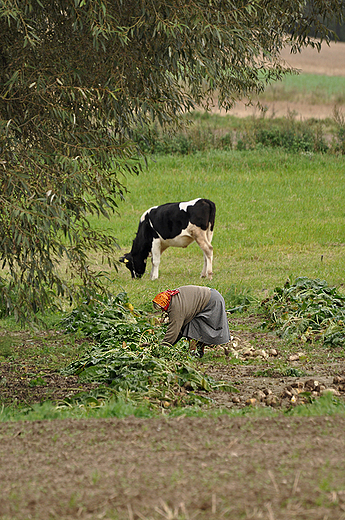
119 198 216 280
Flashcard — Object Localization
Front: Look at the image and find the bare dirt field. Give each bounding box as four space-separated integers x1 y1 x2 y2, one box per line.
1 43 345 520
2 414 345 520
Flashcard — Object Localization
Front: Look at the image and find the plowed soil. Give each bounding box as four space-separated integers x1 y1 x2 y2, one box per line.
1 43 345 520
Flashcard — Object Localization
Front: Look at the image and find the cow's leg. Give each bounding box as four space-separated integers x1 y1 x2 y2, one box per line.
202 226 214 278
193 228 213 280
201 248 213 279
150 239 168 280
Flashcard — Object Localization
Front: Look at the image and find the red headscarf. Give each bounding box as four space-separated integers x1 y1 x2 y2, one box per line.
152 289 180 311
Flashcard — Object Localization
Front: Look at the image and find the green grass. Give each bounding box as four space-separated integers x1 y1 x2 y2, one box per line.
260 73 345 105
87 148 345 308
1 388 344 422
0 397 154 422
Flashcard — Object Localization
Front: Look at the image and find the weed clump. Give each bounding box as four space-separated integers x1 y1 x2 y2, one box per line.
261 277 345 346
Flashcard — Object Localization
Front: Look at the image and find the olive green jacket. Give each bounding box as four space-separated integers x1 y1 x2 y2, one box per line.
162 285 211 346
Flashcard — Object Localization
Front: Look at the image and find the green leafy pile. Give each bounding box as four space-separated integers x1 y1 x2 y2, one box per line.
60 293 235 408
60 292 160 351
261 277 345 346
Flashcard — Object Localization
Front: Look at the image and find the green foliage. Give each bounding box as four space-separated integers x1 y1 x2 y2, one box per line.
0 336 13 358
224 285 257 313
284 367 305 377
261 277 345 346
0 1 343 321
133 122 233 155
332 106 345 154
60 291 153 349
59 292 236 409
253 124 328 153
255 367 306 378
133 112 342 155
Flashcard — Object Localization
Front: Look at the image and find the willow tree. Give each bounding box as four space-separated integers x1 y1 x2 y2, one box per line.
0 0 343 321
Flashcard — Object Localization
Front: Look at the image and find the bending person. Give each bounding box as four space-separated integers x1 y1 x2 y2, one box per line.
152 285 230 357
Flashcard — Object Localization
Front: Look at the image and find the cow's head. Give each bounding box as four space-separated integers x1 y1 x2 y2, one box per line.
119 253 146 279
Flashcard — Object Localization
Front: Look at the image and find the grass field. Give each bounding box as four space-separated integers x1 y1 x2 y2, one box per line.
87 148 345 310
259 73 345 104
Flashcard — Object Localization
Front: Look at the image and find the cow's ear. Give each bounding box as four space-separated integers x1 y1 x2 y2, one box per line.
119 256 128 264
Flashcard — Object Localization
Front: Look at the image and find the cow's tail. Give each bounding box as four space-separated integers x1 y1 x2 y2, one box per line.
207 200 216 231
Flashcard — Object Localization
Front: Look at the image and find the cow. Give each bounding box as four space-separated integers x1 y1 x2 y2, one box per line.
119 198 216 280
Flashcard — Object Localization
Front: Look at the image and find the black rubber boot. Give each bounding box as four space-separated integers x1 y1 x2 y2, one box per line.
196 341 205 358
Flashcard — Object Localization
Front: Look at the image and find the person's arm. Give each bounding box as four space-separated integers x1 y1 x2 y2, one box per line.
162 305 185 346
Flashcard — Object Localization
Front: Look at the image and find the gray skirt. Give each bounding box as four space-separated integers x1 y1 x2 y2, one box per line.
181 289 230 345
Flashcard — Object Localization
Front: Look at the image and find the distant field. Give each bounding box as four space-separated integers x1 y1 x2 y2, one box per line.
280 40 345 77
219 41 345 119
260 73 345 105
